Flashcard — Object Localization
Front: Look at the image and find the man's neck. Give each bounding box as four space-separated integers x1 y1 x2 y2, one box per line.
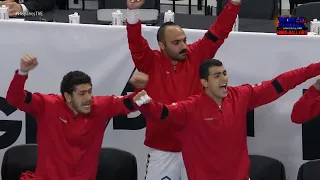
172 60 178 65
204 89 222 107
161 50 181 66
66 103 78 115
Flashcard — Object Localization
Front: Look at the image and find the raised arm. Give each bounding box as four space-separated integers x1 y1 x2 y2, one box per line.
291 82 320 124
240 62 320 111
6 55 49 118
188 0 241 62
133 90 194 128
96 92 138 119
98 71 148 119
126 0 155 73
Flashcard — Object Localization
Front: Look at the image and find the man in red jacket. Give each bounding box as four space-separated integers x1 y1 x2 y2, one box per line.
7 54 145 180
126 0 241 178
132 59 320 180
291 79 320 124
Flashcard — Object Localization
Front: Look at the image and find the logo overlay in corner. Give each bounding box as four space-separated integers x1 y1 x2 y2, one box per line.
275 16 308 35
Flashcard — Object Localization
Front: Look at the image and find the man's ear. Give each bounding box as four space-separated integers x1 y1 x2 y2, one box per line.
200 79 208 88
64 92 72 102
158 42 165 51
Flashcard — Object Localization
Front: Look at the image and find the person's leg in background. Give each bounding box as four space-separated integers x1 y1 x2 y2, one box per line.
145 148 182 180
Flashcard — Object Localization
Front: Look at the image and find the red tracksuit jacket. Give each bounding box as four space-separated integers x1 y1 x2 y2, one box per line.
291 85 320 123
137 62 320 180
126 1 240 152
6 70 136 180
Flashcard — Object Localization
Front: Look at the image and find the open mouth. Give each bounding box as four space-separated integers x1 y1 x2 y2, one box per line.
220 84 227 93
82 104 91 109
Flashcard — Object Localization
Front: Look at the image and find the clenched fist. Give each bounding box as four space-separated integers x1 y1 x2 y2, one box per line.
20 55 38 73
129 71 149 88
127 0 144 9
314 79 320 91
230 0 241 5
0 1 23 17
133 90 152 106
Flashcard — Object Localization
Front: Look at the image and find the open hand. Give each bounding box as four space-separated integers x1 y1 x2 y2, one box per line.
133 90 152 106
127 0 144 9
20 54 38 73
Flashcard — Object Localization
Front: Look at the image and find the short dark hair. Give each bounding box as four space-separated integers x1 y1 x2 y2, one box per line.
60 71 92 100
157 22 179 43
199 59 223 80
